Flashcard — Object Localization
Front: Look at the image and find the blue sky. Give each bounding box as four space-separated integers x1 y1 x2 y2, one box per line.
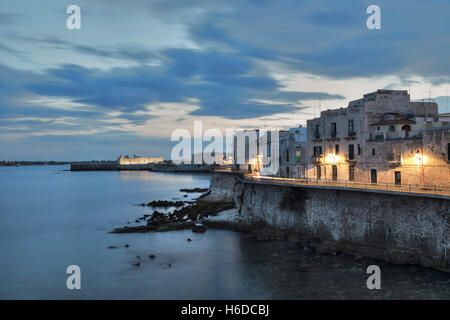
0 0 449 160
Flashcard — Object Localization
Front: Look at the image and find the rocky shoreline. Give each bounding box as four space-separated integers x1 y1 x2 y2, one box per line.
110 192 326 250
111 197 235 233
110 187 284 239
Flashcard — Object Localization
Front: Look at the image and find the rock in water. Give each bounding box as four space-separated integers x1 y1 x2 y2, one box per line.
192 223 207 233
180 188 209 193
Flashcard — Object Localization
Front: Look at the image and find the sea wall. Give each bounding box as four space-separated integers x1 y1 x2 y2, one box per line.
208 173 450 271
202 171 242 203
71 162 212 172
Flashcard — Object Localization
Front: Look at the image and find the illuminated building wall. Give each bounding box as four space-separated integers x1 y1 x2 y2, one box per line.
305 90 449 186
118 155 164 165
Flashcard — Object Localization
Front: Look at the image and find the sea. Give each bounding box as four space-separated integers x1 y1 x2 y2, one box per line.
0 165 448 299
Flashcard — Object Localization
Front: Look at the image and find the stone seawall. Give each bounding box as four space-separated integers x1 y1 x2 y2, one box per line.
70 162 212 172
208 172 450 271
201 171 242 203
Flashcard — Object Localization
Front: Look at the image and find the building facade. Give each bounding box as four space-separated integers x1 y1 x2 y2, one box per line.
306 90 450 186
232 129 282 175
278 126 307 178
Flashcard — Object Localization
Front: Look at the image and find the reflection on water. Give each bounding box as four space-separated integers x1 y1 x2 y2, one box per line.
0 166 448 299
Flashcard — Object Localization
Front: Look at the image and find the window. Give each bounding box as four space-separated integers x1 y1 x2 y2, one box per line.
286 150 289 162
349 165 355 181
357 144 361 155
332 165 338 181
349 144 354 160
245 136 249 163
316 165 321 179
402 124 412 138
348 120 355 136
315 125 321 139
266 132 271 157
335 144 339 155
295 150 301 162
313 146 322 157
389 125 396 132
331 123 337 138
286 166 290 177
371 148 376 156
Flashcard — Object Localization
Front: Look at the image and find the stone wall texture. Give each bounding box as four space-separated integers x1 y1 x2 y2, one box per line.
209 172 450 271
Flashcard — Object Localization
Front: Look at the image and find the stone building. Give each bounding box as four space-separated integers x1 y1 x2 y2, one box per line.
278 125 307 178
306 89 450 186
118 155 164 165
232 129 282 175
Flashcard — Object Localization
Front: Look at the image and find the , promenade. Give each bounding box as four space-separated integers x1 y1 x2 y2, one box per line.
212 169 450 199
243 175 450 199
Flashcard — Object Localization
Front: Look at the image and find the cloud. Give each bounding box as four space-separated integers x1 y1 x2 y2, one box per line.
0 42 23 55
0 13 19 26
1 0 449 160
13 46 343 120
186 0 450 81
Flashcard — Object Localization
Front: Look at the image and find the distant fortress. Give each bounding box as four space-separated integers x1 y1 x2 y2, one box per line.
118 155 164 165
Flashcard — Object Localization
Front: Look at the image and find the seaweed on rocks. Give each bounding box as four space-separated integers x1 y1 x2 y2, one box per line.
111 200 235 233
138 200 185 207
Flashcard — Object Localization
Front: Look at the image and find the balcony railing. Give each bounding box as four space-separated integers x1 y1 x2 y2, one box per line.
344 153 355 161
311 156 323 163
243 175 450 197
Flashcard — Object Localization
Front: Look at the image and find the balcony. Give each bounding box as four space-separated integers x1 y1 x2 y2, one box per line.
311 156 323 163
344 153 356 162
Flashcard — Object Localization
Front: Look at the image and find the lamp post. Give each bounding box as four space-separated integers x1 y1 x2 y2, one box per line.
421 146 425 186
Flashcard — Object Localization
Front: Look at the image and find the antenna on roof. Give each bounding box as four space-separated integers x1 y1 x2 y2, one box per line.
447 86 449 113
406 80 412 95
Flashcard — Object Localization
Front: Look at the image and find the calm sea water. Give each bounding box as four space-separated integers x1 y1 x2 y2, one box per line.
0 165 448 299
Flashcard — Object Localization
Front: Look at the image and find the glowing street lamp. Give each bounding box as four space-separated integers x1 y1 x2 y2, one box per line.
325 153 340 164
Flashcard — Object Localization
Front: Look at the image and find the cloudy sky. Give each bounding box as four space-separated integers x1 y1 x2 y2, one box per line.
1 0 449 160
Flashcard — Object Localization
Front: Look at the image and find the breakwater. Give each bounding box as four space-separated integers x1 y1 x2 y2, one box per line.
206 171 450 272
70 162 212 172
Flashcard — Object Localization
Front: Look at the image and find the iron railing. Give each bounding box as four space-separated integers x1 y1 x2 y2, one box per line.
242 175 450 197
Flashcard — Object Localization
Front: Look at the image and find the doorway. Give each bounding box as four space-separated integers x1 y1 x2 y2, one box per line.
370 169 377 184
332 165 338 181
394 171 401 185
